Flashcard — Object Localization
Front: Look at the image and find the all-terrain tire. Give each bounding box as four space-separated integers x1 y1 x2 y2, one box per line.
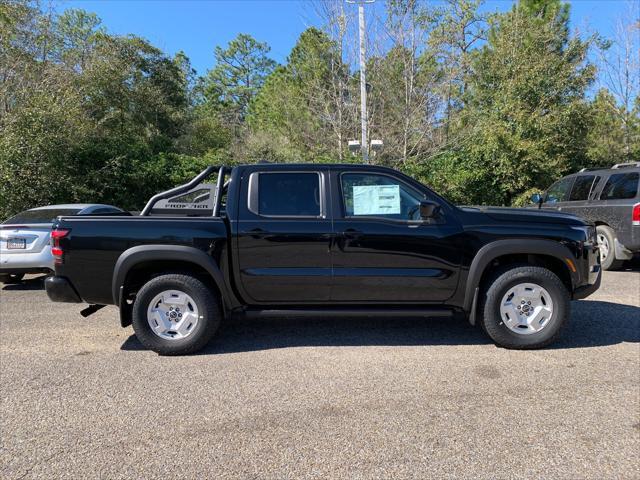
132 274 222 355
479 265 570 349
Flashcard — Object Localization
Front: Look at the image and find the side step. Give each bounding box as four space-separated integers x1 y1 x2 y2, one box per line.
237 307 455 320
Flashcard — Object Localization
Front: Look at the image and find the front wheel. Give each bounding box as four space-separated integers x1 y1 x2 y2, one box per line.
132 274 222 355
480 265 570 349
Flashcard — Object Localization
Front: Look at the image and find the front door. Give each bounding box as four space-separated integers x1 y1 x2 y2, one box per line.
236 169 332 304
558 174 599 217
330 170 462 303
541 176 575 210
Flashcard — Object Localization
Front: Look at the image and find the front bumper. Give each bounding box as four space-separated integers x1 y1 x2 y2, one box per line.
573 266 601 300
572 239 602 300
45 276 82 303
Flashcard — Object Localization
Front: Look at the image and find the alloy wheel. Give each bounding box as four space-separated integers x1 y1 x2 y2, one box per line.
499 282 554 335
146 289 200 340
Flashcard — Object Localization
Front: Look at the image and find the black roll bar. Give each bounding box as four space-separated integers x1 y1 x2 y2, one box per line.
212 166 226 217
140 165 221 216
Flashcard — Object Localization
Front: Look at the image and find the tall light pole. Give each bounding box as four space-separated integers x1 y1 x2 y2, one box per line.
347 0 374 164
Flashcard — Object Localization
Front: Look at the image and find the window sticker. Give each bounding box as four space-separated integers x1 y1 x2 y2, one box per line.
352 185 401 215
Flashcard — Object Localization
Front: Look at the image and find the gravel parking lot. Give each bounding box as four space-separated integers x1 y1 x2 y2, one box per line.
1 267 639 479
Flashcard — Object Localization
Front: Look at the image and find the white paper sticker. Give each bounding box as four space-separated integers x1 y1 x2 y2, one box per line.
352 185 400 215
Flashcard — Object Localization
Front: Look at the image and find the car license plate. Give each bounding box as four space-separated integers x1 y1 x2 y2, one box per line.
7 238 26 249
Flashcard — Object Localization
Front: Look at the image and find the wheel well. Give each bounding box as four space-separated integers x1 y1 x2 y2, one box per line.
478 253 573 293
122 260 222 303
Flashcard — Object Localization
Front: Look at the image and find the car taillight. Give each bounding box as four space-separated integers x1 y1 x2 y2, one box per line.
51 229 70 264
633 203 640 226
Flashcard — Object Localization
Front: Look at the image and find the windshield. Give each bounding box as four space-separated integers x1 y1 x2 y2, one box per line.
2 208 81 225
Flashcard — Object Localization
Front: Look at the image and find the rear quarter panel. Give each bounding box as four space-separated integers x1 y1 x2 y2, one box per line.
55 216 229 305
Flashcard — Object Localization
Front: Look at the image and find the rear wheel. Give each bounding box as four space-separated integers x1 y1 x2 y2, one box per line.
596 225 624 271
480 265 570 349
0 273 25 284
132 274 222 355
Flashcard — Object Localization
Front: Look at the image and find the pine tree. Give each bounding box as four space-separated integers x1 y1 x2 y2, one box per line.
459 0 595 204
204 34 276 126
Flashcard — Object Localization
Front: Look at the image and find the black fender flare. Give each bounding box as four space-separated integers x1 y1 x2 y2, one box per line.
112 245 235 312
463 239 579 318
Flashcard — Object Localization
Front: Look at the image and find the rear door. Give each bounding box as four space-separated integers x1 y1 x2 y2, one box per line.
329 170 462 303
595 171 640 244
235 168 332 304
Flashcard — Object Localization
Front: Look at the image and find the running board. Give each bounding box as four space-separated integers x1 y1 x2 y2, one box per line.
237 307 455 320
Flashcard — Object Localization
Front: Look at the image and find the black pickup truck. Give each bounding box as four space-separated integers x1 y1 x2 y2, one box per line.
45 163 601 355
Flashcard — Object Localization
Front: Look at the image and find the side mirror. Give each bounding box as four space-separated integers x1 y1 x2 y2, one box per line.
530 193 543 206
419 200 440 219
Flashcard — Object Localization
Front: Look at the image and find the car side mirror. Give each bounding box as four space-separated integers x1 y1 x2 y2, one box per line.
419 200 440 219
530 193 543 205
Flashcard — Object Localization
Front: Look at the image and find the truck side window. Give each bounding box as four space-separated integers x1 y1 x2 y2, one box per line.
568 175 596 201
599 173 639 200
258 172 321 217
545 177 573 203
341 173 423 221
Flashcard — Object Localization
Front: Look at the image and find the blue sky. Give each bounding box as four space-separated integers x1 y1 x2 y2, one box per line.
57 0 634 76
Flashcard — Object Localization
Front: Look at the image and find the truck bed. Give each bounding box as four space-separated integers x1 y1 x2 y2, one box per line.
54 215 229 305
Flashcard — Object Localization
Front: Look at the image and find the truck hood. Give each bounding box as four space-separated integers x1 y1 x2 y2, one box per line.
460 206 588 226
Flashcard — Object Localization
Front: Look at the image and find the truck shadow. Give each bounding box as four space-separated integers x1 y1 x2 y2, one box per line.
121 300 639 354
620 261 640 272
1 275 48 291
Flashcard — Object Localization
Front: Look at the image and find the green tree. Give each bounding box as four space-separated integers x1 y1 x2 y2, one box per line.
453 0 595 205
0 1 43 117
204 34 276 125
0 4 198 218
81 35 189 148
364 1 444 165
0 89 91 216
248 28 350 162
53 8 104 70
585 89 629 167
428 0 487 142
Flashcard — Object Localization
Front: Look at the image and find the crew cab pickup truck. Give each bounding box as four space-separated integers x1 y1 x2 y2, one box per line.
45 164 602 355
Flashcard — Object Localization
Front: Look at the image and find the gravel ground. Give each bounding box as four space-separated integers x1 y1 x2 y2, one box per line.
1 267 638 479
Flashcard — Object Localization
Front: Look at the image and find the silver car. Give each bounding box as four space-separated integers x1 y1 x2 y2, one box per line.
0 204 128 283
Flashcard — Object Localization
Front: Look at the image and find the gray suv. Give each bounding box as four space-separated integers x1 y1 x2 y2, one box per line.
531 162 640 270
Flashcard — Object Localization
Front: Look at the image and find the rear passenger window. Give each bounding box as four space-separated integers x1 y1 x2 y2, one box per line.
569 176 596 201
258 173 321 216
599 173 639 200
